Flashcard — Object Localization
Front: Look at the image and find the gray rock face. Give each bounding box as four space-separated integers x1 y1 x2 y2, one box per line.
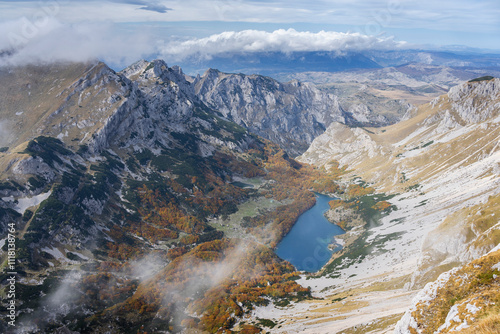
346 103 388 125
13 156 57 181
112 59 251 155
447 78 500 124
194 69 392 156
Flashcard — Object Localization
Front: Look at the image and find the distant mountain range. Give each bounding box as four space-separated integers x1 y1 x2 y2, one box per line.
366 49 500 68
175 49 500 77
175 51 382 76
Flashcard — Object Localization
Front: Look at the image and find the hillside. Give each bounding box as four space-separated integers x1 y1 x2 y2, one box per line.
395 244 500 333
275 77 500 333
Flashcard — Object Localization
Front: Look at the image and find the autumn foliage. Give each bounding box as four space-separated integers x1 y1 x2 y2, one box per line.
346 184 375 199
108 238 310 333
372 200 392 211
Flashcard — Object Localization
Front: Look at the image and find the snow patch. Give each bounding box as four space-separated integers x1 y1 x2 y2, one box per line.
56 131 69 140
0 237 7 249
466 302 480 314
436 304 460 333
41 247 68 262
16 191 52 214
332 235 345 247
395 268 459 333
488 243 500 255
69 251 89 260
3 191 52 214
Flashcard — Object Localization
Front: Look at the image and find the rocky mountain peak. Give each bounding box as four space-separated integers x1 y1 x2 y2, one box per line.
121 59 188 86
120 59 149 78
202 67 223 78
193 68 224 96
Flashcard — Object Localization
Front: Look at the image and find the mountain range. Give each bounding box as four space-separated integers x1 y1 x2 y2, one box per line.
176 49 500 77
193 67 398 155
0 58 499 333
173 51 382 77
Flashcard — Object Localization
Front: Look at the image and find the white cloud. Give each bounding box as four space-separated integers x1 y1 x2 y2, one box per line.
0 17 158 68
159 28 407 61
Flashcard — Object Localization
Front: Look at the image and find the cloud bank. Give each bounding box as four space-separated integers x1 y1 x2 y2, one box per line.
0 19 406 69
160 28 407 61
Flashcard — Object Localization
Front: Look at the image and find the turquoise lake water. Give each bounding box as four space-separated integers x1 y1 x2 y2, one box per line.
275 193 344 272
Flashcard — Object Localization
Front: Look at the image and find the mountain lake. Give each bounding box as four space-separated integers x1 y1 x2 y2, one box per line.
275 193 344 272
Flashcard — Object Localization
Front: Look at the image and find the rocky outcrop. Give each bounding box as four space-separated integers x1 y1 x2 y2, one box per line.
12 156 56 181
448 78 500 123
299 122 386 167
345 103 388 125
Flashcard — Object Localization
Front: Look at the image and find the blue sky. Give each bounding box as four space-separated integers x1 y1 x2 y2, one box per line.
0 0 499 68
